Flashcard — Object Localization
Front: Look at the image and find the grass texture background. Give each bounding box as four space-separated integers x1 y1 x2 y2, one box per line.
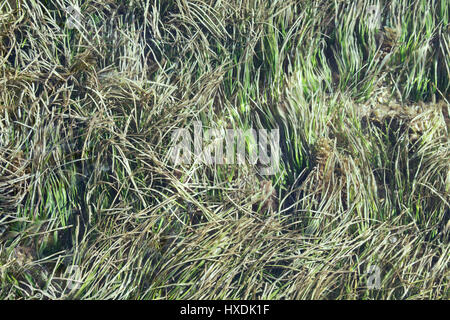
0 0 448 299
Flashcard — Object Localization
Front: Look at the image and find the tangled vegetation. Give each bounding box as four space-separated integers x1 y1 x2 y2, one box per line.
0 0 448 299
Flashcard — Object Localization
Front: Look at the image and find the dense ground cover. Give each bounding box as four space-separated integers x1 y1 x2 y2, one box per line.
0 0 448 299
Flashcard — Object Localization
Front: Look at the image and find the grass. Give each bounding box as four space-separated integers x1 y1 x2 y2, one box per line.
0 0 448 299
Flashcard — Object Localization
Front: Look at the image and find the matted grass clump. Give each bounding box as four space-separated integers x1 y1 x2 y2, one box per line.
0 0 448 299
